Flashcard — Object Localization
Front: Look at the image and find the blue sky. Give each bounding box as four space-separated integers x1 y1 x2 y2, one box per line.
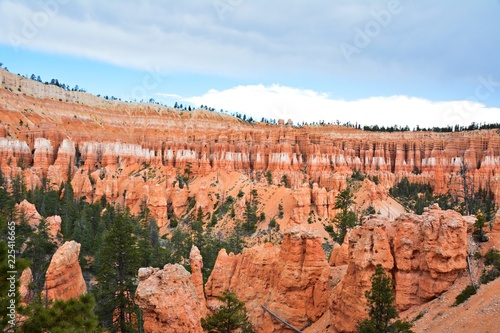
0 0 499 127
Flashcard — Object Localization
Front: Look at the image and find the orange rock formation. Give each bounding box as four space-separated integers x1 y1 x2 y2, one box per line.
329 205 467 332
204 206 467 332
1 69 499 228
205 227 330 332
14 200 61 238
135 264 204 333
19 267 33 304
44 241 87 301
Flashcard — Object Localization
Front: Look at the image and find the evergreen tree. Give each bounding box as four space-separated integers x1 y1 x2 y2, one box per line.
473 211 488 242
0 174 15 219
60 181 78 239
242 202 258 234
201 290 254 333
22 218 57 296
357 264 413 333
11 173 27 203
265 171 272 185
331 188 356 244
95 210 141 332
0 241 29 331
21 294 100 333
136 200 154 267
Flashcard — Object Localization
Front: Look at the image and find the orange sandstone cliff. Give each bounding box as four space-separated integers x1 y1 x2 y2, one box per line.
1 68 499 231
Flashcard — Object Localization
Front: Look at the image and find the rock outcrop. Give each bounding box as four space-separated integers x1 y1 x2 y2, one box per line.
44 241 87 301
329 205 467 332
135 264 204 333
199 205 468 332
19 267 33 304
392 204 467 310
205 227 331 332
45 215 62 239
14 200 61 238
190 246 207 317
329 216 395 332
14 200 42 227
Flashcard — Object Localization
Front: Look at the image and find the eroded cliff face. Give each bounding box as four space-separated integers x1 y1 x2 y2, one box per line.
14 200 61 238
204 227 330 332
329 205 468 332
201 206 467 333
1 68 499 228
44 240 87 301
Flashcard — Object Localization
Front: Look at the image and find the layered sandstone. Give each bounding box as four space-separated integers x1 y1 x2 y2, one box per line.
190 246 207 317
329 217 395 332
1 68 499 230
392 204 468 310
1 67 499 209
135 264 204 333
44 241 87 301
205 227 331 332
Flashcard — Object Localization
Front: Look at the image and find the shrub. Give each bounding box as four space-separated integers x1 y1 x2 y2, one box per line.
480 249 500 284
453 285 476 306
484 249 500 267
480 268 500 285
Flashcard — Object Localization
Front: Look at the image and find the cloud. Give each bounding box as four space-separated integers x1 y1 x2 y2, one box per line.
1 0 498 84
182 84 500 128
0 0 499 108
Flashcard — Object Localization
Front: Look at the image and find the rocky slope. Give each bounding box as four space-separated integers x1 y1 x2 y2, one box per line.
205 226 331 332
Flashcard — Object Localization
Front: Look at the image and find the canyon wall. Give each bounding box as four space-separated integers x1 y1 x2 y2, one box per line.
1 67 499 228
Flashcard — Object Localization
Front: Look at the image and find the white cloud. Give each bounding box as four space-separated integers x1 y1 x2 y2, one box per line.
1 0 498 84
1 0 499 108
182 84 500 128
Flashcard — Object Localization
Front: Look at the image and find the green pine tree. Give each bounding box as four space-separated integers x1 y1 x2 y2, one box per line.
357 264 413 333
95 209 142 332
0 241 29 331
201 290 254 333
11 173 27 203
22 218 57 296
242 202 258 234
473 211 488 242
331 188 356 244
21 294 101 333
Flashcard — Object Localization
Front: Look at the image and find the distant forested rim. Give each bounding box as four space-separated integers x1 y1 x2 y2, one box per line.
1 64 499 132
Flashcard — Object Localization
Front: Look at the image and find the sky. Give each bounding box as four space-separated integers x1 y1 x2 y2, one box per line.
0 0 499 128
